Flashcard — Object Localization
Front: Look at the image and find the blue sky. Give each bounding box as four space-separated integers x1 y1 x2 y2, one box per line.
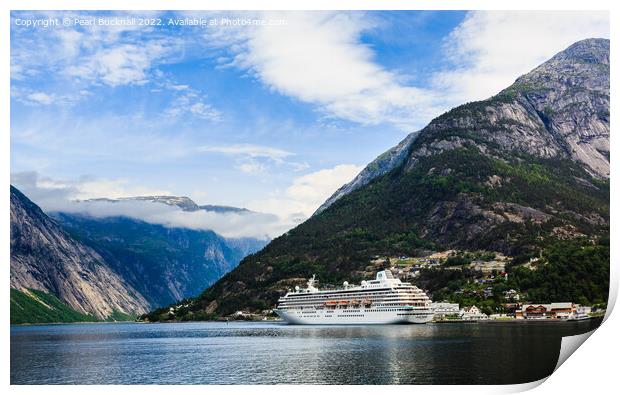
10 10 609 237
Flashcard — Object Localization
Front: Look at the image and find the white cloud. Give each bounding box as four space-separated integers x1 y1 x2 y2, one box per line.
197 144 295 174
11 172 172 208
286 164 363 206
65 42 171 87
12 12 220 120
59 200 277 240
56 29 83 60
25 92 54 105
11 112 294 175
11 11 175 88
10 109 214 166
170 84 190 91
15 88 91 107
291 161 311 172
199 144 293 162
74 179 172 200
433 11 610 104
206 11 609 130
247 164 363 229
188 102 221 120
11 11 610 129
164 90 222 122
208 11 443 129
237 160 266 174
11 166 362 239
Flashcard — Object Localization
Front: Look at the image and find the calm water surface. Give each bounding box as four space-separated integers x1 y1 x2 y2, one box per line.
11 319 601 385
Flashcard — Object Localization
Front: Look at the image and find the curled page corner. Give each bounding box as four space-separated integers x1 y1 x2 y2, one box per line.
551 280 617 380
505 377 549 393
554 328 596 372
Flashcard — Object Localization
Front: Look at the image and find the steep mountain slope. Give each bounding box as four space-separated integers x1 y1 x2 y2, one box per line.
53 212 266 307
10 186 149 320
146 38 609 319
315 132 419 214
318 38 609 213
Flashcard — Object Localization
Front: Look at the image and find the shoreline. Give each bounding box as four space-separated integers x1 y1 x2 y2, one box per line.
12 315 604 327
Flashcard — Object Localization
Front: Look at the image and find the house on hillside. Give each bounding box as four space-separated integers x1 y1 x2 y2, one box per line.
504 289 521 301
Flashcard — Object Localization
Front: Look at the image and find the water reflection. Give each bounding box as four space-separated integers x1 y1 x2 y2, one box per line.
11 319 601 385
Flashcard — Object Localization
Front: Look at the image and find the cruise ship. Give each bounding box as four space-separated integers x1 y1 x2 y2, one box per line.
274 270 434 324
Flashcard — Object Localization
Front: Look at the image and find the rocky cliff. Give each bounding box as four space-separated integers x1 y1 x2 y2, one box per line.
52 194 267 307
53 212 266 307
10 186 149 319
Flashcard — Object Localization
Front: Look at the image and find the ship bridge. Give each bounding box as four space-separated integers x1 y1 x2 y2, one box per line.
361 269 403 289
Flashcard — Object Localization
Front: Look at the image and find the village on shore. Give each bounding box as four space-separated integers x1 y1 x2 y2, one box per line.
232 301 605 323
430 301 602 322
227 249 606 323
385 250 605 322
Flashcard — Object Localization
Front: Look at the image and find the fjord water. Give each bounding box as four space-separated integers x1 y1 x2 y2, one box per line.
11 320 601 385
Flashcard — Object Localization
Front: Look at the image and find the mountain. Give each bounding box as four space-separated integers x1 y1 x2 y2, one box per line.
10 186 149 322
142 38 610 321
315 132 419 214
54 193 267 307
88 195 254 214
52 212 267 307
318 38 609 214
115 195 202 211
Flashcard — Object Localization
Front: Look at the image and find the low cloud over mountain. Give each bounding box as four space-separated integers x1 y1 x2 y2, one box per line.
11 171 279 239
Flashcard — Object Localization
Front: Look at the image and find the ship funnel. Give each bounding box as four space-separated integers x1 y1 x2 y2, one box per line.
377 269 395 281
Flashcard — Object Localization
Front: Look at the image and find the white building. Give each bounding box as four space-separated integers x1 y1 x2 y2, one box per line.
460 305 488 321
576 305 592 314
504 289 521 301
431 302 460 319
570 305 592 320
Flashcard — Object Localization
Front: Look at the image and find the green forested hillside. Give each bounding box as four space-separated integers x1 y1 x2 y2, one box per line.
10 289 97 324
508 236 609 305
424 236 609 314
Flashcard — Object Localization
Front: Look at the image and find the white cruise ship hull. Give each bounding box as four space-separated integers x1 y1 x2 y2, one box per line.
275 308 434 325
275 270 434 325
